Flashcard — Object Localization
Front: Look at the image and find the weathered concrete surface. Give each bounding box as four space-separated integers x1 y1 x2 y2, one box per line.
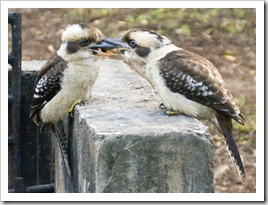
53 59 214 193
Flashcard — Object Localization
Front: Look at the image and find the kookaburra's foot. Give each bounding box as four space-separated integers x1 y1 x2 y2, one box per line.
164 110 181 116
68 99 84 118
158 103 180 116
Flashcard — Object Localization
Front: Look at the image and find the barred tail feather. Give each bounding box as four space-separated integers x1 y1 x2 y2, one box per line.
51 121 72 178
223 131 246 181
216 113 246 181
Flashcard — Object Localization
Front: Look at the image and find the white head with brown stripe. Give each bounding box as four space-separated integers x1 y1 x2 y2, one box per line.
57 24 106 62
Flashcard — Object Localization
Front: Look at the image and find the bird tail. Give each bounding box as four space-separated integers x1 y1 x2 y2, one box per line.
51 121 72 178
216 113 246 181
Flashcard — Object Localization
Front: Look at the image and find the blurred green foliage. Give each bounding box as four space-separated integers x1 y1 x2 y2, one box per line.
233 96 256 138
64 8 254 37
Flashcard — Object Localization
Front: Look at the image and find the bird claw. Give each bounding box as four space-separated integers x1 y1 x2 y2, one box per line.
158 104 180 116
68 99 84 118
164 110 181 116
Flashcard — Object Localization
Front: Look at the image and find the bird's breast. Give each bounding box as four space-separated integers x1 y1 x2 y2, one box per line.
40 62 100 124
62 61 99 94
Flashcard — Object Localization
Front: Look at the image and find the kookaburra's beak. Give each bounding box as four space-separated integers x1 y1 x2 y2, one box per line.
88 38 129 56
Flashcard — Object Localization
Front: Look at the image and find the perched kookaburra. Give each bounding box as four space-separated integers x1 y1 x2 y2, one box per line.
29 24 119 178
104 29 246 180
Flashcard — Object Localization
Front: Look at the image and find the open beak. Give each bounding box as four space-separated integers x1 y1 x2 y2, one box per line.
88 38 129 56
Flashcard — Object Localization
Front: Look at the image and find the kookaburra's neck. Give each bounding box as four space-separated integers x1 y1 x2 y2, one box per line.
124 44 181 81
146 44 181 69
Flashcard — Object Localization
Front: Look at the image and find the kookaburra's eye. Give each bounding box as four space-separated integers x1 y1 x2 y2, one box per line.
128 39 137 48
80 38 90 47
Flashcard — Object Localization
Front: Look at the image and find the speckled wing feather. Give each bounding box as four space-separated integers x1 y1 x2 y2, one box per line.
158 50 244 125
30 54 68 120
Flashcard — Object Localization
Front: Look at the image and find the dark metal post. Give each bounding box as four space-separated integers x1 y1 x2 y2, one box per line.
8 12 55 193
8 12 22 191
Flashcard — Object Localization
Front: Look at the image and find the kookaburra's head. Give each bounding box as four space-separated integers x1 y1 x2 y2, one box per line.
122 28 171 50
57 24 113 62
102 29 172 68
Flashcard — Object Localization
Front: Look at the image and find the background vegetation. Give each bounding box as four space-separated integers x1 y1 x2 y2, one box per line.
9 8 256 193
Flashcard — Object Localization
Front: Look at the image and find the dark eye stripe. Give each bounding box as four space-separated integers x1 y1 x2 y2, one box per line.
136 46 151 58
66 38 91 53
67 42 79 54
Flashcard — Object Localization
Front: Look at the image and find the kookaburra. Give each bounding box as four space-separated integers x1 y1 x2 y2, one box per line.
30 24 119 178
104 29 246 180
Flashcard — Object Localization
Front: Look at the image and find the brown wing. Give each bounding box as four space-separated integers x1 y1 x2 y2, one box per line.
29 54 68 120
159 49 244 124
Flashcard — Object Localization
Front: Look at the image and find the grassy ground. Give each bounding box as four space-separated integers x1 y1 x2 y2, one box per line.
9 8 256 193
